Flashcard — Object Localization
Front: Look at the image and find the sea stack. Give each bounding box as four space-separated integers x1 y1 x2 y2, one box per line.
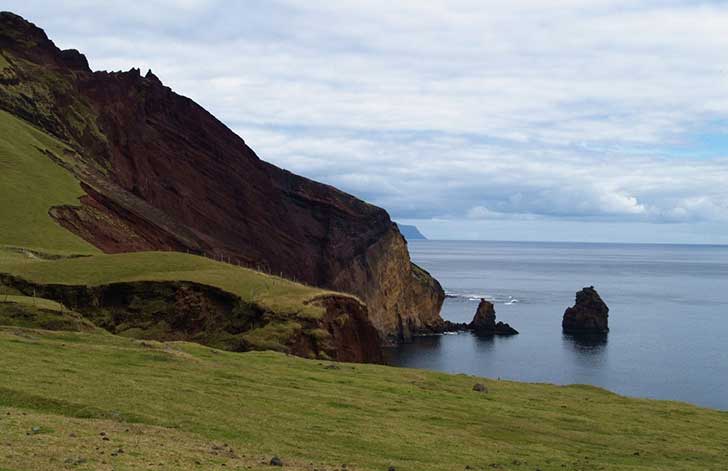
469 299 518 335
562 286 609 334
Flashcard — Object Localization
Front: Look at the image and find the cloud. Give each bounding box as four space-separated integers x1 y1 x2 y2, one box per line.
4 0 728 240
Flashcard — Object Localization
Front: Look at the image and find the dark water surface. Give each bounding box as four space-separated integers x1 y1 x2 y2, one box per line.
385 240 728 410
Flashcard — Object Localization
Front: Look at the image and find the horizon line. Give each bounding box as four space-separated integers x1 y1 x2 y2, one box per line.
411 238 728 248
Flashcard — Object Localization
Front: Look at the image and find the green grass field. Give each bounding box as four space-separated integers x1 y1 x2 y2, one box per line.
1 327 727 471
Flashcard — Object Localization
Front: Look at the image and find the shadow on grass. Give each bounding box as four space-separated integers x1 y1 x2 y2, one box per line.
0 386 158 425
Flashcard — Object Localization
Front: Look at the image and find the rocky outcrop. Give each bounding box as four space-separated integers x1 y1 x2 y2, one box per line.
0 274 383 363
562 286 609 334
468 299 518 335
426 319 469 333
469 299 496 332
0 12 445 344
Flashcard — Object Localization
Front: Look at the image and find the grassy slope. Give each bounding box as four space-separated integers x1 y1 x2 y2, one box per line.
0 251 337 319
0 299 100 333
1 328 728 471
0 295 64 311
0 249 351 351
0 110 98 254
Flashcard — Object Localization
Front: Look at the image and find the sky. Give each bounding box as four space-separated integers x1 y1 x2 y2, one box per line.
5 1 728 244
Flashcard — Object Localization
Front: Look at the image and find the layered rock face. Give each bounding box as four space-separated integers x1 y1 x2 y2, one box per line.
468 299 518 335
562 286 609 334
0 12 445 343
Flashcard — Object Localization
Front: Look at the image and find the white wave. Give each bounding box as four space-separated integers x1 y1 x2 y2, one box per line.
445 292 494 302
446 292 522 304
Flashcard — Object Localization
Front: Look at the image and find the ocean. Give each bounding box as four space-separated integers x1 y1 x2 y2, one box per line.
385 240 728 410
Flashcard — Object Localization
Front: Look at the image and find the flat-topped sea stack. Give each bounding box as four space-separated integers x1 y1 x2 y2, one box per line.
469 299 518 335
562 286 609 334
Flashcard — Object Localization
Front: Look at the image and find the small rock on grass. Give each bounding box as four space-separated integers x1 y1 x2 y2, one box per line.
473 383 488 393
270 456 283 466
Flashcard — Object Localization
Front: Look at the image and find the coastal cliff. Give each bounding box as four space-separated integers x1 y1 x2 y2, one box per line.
0 12 444 344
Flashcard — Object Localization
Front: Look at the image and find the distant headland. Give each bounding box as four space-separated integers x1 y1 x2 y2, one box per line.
397 224 427 240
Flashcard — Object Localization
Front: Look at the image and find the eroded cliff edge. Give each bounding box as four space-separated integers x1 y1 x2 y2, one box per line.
0 12 445 343
0 273 382 363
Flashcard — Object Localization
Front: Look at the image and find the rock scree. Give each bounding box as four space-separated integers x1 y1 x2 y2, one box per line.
562 286 609 334
468 299 518 335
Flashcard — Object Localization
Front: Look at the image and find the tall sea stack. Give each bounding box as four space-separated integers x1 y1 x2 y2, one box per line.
469 299 518 335
562 286 609 334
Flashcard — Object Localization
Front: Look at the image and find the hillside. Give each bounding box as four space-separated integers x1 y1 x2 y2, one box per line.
0 11 445 344
2 327 728 470
0 100 379 361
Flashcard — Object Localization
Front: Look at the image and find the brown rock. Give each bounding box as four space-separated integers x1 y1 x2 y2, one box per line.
494 321 518 335
562 286 609 334
468 299 518 335
470 299 496 332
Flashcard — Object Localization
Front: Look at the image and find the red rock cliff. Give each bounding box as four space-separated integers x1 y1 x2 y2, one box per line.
0 12 445 342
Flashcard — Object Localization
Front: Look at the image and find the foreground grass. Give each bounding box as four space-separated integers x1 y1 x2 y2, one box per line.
1 328 727 471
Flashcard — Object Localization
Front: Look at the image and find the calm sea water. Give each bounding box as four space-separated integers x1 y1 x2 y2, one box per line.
385 240 728 410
